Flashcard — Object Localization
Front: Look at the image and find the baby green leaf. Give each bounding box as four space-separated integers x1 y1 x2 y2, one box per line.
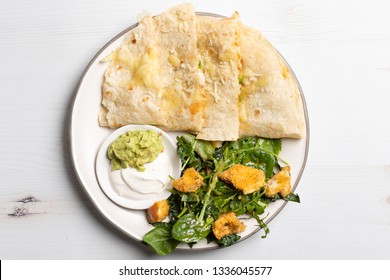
143 223 180 256
172 213 213 243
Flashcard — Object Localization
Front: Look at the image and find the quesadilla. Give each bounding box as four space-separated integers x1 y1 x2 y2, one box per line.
155 3 204 133
196 14 241 141
99 15 165 128
99 4 306 140
238 25 305 138
99 3 203 131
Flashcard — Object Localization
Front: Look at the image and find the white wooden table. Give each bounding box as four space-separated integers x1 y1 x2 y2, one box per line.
1 0 389 259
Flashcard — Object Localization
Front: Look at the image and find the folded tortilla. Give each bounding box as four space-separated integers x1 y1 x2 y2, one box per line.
195 14 241 141
238 25 305 138
99 4 305 140
156 3 204 133
99 14 165 128
99 3 202 131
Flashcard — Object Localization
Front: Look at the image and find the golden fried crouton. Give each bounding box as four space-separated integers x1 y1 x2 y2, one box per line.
218 164 266 194
172 167 203 193
147 200 169 223
265 166 291 198
212 212 246 240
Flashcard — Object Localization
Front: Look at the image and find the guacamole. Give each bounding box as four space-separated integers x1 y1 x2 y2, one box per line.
107 130 164 171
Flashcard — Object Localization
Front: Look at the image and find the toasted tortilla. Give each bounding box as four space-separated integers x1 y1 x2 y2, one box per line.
99 3 202 130
155 3 204 132
195 14 241 141
99 15 165 128
238 25 305 138
99 4 305 140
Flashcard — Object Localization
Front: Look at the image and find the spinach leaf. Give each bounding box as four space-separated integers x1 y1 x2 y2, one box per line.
176 134 215 174
172 213 214 243
284 193 300 203
143 223 180 256
180 134 215 162
218 234 241 247
206 232 242 247
254 137 282 155
270 193 301 203
176 136 204 172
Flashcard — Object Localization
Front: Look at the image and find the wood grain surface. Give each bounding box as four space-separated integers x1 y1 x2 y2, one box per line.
1 0 389 259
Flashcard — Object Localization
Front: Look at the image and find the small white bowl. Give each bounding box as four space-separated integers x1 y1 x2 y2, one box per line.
95 125 181 209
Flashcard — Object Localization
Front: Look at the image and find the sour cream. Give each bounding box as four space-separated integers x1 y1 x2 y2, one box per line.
95 125 181 209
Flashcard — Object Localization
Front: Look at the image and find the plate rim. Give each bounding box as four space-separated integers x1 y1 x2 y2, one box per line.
68 11 310 252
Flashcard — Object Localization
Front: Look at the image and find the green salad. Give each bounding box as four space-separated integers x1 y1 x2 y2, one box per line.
143 134 300 255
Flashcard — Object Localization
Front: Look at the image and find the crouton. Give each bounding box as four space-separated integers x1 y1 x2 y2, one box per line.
212 212 246 240
172 167 203 193
147 200 169 223
218 164 266 194
265 166 291 198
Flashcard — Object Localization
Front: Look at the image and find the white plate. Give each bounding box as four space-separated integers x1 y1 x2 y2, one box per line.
69 13 310 251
